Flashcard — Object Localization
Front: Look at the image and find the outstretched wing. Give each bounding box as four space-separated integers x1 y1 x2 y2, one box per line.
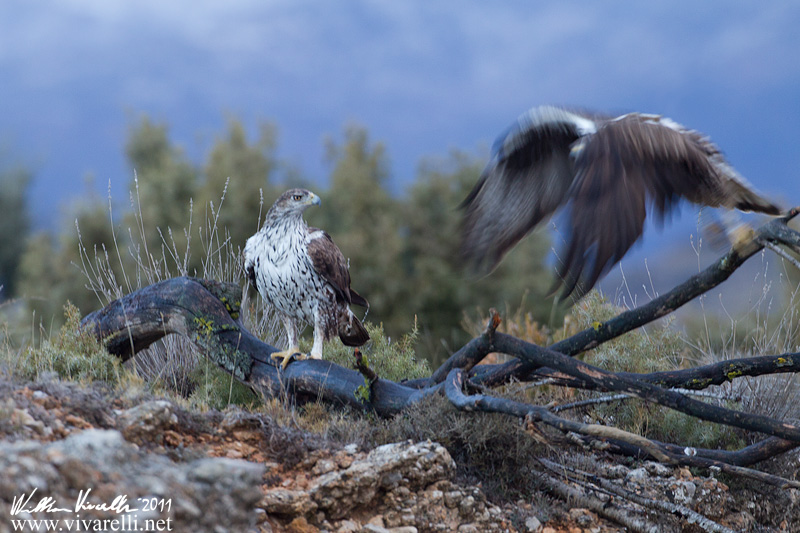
460 106 599 274
307 229 369 308
556 114 781 299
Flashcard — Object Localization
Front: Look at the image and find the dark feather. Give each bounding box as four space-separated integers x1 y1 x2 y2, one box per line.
460 107 594 274
307 229 369 308
339 313 370 346
461 106 782 301
349 287 369 309
245 259 256 287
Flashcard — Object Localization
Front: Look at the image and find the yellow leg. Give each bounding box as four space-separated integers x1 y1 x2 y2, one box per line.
270 347 308 369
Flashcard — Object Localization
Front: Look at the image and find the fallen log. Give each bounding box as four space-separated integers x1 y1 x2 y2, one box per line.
80 276 436 416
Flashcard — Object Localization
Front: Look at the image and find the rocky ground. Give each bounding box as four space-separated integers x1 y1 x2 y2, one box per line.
0 376 798 532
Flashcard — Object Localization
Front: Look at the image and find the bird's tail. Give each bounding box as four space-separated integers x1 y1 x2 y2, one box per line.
339 309 370 347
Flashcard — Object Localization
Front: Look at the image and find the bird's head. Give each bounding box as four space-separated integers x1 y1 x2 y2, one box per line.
272 188 321 214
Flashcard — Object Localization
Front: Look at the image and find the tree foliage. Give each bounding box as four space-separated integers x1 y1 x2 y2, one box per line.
197 118 282 250
0 165 31 297
124 116 197 262
16 194 115 323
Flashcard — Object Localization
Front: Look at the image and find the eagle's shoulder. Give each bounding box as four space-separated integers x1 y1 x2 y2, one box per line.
306 228 367 307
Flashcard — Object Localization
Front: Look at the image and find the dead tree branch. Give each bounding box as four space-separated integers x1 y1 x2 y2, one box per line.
529 352 800 392
80 277 436 417
538 458 737 533
445 368 800 489
467 209 800 387
535 470 665 533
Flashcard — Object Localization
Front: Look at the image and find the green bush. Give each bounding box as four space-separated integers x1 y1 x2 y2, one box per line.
304 321 430 383
12 303 127 384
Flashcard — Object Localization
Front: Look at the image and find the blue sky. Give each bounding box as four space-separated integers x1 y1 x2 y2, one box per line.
2 1 799 302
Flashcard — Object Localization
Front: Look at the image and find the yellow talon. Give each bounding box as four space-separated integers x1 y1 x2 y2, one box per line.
270 347 308 369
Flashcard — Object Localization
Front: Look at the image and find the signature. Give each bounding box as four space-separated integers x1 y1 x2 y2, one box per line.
10 488 138 515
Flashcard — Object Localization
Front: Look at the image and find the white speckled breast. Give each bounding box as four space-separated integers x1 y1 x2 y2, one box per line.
244 214 330 327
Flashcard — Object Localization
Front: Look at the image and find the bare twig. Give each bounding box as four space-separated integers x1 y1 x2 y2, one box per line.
445 368 800 489
428 307 501 385
528 352 800 393
765 240 800 270
469 211 800 387
535 470 665 533
538 459 736 533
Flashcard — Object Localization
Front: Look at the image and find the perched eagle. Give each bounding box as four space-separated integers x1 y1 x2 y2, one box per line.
244 188 369 367
461 105 782 300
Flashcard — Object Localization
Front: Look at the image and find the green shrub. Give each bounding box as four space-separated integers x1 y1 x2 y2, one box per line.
186 357 260 411
14 303 128 384
300 321 430 383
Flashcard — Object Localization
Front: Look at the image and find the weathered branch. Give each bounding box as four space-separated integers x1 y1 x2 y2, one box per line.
483 333 800 442
445 368 672 462
80 277 436 417
538 459 737 533
466 210 800 387
530 351 800 392
445 369 800 489
535 470 665 533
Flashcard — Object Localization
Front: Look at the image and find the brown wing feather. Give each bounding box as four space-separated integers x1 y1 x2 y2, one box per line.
460 108 591 275
307 230 368 308
556 114 780 299
557 135 648 298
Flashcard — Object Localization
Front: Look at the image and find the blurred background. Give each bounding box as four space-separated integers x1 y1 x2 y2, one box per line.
1 1 799 365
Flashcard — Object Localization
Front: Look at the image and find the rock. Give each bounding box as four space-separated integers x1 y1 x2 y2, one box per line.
444 490 462 508
343 443 359 454
52 428 130 463
525 516 542 531
287 516 318 533
458 495 476 515
308 440 454 519
261 440 513 532
261 489 316 516
0 428 264 531
670 480 697 504
311 459 336 476
625 467 649 484
335 519 360 532
362 522 391 532
117 400 178 445
366 515 386 528
32 390 49 401
644 461 672 477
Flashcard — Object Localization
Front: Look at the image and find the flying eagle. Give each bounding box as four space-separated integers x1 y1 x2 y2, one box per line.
461 105 782 300
244 188 369 367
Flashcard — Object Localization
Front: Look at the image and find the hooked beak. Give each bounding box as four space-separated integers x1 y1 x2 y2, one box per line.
308 192 321 206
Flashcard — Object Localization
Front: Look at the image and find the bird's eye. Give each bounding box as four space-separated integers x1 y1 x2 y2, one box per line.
292 194 302 201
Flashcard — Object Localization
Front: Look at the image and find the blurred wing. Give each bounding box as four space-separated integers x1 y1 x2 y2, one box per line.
555 113 780 299
460 106 598 274
307 229 367 307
